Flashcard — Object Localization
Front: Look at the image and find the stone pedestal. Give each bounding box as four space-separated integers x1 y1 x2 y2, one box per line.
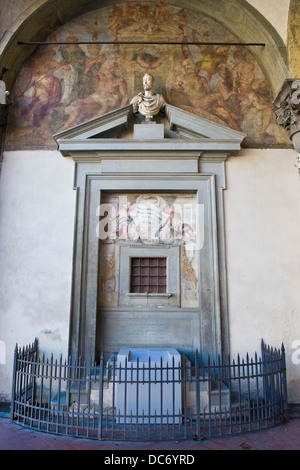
133 123 164 140
115 347 181 424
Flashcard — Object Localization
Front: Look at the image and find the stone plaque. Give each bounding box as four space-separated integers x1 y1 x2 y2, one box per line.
101 315 194 351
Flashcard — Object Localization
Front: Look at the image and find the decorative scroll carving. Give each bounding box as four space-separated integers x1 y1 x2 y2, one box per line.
274 79 300 154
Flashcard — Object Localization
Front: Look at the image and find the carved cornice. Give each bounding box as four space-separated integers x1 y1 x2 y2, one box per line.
273 79 300 153
54 104 246 158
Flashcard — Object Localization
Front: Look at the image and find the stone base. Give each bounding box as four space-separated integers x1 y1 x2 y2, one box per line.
133 123 164 139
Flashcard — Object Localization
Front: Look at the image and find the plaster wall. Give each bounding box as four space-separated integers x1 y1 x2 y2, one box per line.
0 150 75 400
0 0 35 40
247 0 290 44
225 149 300 403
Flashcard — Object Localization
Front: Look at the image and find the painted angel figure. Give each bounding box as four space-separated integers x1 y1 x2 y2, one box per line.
110 200 133 242
159 204 197 244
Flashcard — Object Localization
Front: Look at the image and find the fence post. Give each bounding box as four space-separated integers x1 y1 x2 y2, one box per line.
97 351 104 440
195 349 201 439
10 344 18 421
280 343 288 421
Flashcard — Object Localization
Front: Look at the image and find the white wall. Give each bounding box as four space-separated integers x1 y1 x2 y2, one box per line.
225 149 300 402
0 151 75 400
247 0 290 44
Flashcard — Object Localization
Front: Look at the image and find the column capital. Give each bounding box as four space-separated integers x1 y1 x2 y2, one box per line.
273 79 300 153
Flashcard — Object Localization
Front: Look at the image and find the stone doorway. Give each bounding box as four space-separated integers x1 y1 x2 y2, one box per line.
53 103 246 365
96 191 201 360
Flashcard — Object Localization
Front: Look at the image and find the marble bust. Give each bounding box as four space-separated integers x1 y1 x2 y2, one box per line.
130 73 166 120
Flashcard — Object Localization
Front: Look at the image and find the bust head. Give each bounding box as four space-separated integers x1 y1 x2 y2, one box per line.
143 73 154 93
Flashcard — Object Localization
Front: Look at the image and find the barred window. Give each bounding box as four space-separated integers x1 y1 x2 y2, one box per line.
130 257 167 294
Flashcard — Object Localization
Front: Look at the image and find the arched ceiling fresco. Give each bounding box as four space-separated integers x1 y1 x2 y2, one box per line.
5 1 290 148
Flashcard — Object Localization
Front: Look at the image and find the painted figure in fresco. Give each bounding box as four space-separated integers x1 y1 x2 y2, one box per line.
110 200 133 242
242 80 274 142
17 47 62 144
159 204 182 240
58 36 88 103
109 195 197 246
130 73 166 120
159 204 196 243
169 57 240 131
58 61 128 131
192 30 230 81
106 2 141 42
154 1 187 36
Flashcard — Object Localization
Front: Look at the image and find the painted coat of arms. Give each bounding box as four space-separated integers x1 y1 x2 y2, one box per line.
104 194 197 247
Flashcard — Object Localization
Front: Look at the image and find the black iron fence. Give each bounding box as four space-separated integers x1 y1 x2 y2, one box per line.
11 340 288 440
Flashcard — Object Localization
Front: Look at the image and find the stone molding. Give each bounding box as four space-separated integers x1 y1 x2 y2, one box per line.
70 171 227 363
54 103 246 157
54 102 246 364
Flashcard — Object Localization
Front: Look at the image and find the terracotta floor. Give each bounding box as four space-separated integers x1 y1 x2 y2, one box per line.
0 414 300 450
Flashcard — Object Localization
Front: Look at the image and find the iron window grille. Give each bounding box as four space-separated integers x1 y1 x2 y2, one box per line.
130 257 167 294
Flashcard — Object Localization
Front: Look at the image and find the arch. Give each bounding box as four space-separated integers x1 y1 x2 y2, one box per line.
0 0 290 95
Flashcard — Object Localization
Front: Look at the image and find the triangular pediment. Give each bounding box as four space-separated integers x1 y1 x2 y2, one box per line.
53 103 246 156
165 105 246 142
53 105 134 141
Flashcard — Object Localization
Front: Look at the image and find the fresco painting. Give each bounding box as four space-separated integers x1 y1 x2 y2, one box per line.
98 192 199 309
6 1 290 148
